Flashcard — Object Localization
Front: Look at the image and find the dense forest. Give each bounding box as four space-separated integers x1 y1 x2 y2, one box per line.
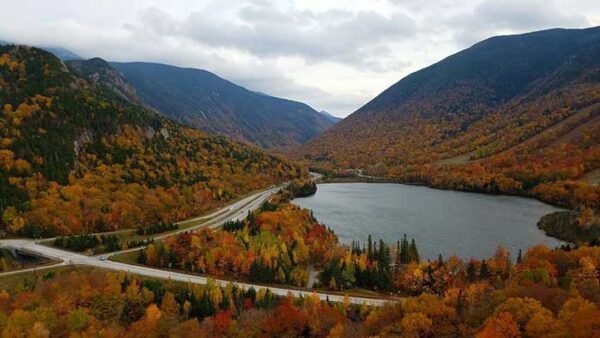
297 27 600 213
286 179 318 197
140 202 339 286
1 243 598 336
0 46 302 237
538 211 600 245
52 233 154 254
136 192 599 315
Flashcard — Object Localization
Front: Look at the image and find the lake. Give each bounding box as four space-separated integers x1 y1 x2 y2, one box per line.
292 183 565 260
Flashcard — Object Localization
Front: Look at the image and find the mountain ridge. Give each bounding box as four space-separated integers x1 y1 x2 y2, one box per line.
0 40 338 149
297 26 600 209
66 57 144 106
0 45 301 236
318 110 342 124
111 61 338 148
0 39 81 60
355 27 600 117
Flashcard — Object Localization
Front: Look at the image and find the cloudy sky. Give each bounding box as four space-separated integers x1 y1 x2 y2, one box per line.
1 0 598 117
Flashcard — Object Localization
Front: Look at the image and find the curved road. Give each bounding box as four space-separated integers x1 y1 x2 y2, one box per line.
0 183 394 306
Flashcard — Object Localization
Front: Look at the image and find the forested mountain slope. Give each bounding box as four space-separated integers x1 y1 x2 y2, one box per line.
0 45 301 237
299 27 600 208
67 58 144 106
111 62 337 148
317 110 342 124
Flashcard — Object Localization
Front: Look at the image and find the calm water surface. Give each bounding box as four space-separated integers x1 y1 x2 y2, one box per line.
292 183 564 260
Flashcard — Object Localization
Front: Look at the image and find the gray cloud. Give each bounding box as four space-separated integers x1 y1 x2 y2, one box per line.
135 1 417 71
449 0 589 45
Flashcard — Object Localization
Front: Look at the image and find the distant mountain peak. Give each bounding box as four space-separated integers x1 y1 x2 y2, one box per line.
111 61 337 148
42 46 82 61
67 58 143 106
318 110 342 124
298 26 599 207
355 26 600 120
0 40 82 61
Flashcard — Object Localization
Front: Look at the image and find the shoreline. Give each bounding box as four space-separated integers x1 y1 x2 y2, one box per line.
317 175 570 210
302 177 578 247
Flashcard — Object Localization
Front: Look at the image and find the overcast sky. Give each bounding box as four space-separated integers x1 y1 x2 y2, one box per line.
1 0 598 117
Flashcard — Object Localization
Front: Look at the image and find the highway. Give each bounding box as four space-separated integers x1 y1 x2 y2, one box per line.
158 185 284 238
92 185 284 259
0 182 394 307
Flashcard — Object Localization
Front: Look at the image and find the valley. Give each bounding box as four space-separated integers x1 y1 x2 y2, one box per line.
109 61 338 148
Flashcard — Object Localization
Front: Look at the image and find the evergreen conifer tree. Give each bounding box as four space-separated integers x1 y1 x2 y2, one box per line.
409 238 420 263
480 259 490 279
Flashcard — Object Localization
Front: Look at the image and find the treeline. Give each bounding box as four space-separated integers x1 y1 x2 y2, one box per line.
2 245 599 337
53 233 154 253
395 233 420 265
538 209 600 245
222 219 244 232
320 234 420 292
136 222 178 236
53 234 121 252
0 269 286 337
287 179 317 197
139 203 339 286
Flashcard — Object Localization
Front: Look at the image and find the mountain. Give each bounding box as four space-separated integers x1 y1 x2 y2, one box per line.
0 45 301 237
356 27 600 118
318 110 342 124
66 57 143 105
299 26 600 208
42 46 82 61
110 62 337 148
0 40 81 60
